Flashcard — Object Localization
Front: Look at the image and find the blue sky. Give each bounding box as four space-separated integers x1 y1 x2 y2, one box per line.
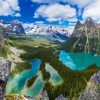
0 0 100 27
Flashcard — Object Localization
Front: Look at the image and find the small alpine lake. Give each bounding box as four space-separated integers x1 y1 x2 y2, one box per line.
58 50 100 70
6 59 44 97
6 59 62 97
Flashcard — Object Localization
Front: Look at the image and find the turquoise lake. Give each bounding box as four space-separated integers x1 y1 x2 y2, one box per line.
5 50 100 97
45 63 62 85
6 59 44 97
6 59 62 97
58 50 100 70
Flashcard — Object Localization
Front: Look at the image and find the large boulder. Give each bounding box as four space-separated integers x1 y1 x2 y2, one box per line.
78 71 100 100
0 59 11 99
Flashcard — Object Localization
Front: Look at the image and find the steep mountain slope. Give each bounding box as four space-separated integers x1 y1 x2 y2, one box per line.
0 25 4 42
26 25 69 43
62 18 100 55
0 20 25 35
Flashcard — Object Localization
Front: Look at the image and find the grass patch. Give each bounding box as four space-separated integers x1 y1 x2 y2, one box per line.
0 45 7 58
10 62 31 76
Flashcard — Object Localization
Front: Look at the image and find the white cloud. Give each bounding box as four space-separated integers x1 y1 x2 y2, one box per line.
22 23 35 29
83 0 100 22
34 4 76 22
67 17 78 22
14 13 21 17
35 21 44 24
31 0 66 4
66 26 74 35
0 0 20 16
32 0 93 8
68 22 76 26
67 0 92 8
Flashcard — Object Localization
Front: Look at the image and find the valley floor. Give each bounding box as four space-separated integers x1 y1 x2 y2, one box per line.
0 35 100 100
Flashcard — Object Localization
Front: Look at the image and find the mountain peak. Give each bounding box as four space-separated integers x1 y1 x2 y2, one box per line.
75 20 82 29
68 18 100 54
85 18 95 29
71 20 83 37
12 20 21 24
0 20 25 35
72 18 97 37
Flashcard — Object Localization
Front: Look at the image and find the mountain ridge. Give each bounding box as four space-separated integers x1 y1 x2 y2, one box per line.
0 20 25 35
62 18 100 55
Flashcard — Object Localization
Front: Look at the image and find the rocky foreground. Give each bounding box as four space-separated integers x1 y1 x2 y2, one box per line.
79 71 100 100
0 58 11 100
4 71 100 100
0 55 100 100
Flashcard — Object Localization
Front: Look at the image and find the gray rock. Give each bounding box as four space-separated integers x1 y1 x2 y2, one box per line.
78 71 100 100
91 71 100 85
78 87 100 100
0 26 5 43
72 18 100 38
0 59 11 100
55 94 68 100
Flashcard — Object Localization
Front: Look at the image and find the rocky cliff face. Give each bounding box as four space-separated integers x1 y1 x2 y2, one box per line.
0 20 25 35
0 26 4 43
0 25 6 45
71 20 83 38
0 59 11 100
26 25 69 43
79 71 100 100
11 20 25 35
72 18 100 38
91 71 100 85
63 18 100 55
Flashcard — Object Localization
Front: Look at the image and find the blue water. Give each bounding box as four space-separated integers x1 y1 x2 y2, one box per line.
6 59 43 96
31 59 41 75
58 50 100 70
45 63 62 85
6 58 63 97
26 74 44 97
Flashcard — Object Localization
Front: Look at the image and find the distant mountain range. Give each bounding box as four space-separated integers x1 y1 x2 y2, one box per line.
25 25 69 43
0 20 70 43
62 18 100 55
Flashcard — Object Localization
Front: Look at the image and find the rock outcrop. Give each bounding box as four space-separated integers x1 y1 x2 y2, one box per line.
0 58 11 100
71 20 83 38
78 71 100 100
91 71 100 85
63 18 100 55
72 18 100 38
0 26 5 43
